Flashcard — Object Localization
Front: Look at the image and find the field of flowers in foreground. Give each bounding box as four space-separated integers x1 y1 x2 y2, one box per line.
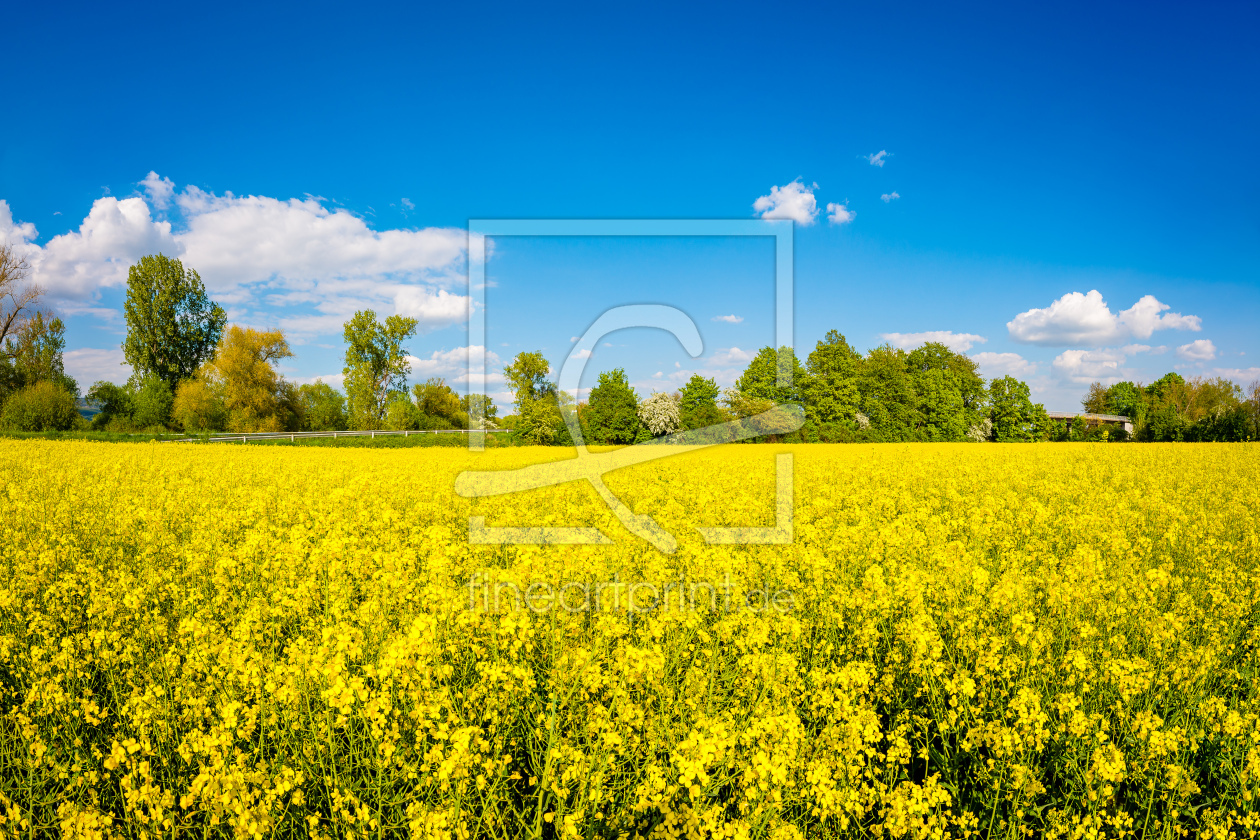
1 441 1258 839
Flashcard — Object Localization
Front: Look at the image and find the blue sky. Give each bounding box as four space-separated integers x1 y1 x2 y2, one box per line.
2 0 1256 411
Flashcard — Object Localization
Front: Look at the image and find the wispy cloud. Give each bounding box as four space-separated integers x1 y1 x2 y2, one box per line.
63 347 131 387
881 330 986 353
971 351 1036 378
712 314 743 324
826 202 856 225
867 150 889 167
880 191 900 203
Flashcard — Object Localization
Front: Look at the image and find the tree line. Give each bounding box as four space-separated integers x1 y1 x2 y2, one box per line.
497 331 1260 444
1081 374 1258 442
1 249 1256 441
0 252 494 434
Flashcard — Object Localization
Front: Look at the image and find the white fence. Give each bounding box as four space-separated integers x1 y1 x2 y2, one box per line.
170 429 514 444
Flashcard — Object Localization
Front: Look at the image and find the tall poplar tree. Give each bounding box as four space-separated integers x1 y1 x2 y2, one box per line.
123 254 226 391
342 310 418 429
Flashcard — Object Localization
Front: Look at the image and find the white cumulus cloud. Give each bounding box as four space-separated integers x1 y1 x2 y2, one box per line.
1 175 471 342
1007 290 1202 346
826 202 856 225
753 180 819 225
712 314 743 324
1213 366 1260 384
881 330 987 353
1051 348 1129 384
867 150 889 167
406 346 504 389
140 172 175 209
1176 338 1217 361
880 191 900 203
708 346 755 366
971 351 1036 378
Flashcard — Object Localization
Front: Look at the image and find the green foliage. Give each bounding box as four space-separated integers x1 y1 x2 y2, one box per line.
297 381 348 431
413 378 468 429
0 312 77 401
131 374 174 429
503 351 555 407
856 344 919 441
123 254 226 391
171 378 227 432
804 330 861 425
1082 381 1110 414
504 351 564 445
735 346 805 405
383 395 420 431
906 343 987 441
678 375 723 431
1105 380 1143 419
86 381 134 429
584 368 640 445
462 393 498 428
342 310 418 430
1083 372 1255 442
988 376 1046 442
0 380 79 431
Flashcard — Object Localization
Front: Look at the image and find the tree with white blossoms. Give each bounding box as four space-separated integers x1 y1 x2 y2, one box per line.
638 391 681 436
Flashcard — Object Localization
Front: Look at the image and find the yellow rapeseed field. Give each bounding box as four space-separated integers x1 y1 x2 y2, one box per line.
1 440 1258 839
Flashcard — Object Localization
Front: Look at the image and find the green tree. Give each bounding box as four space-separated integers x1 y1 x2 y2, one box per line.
503 351 556 406
131 374 174 429
297 381 348 431
413 378 467 428
342 310 418 430
171 378 226 432
678 374 724 430
803 330 861 425
857 344 919 441
383 395 420 431
461 393 499 428
905 342 986 441
123 254 226 391
1082 382 1110 414
1104 381 1143 420
504 351 562 444
735 346 805 405
0 312 77 399
0 380 79 431
86 381 134 429
585 368 640 444
988 376 1039 442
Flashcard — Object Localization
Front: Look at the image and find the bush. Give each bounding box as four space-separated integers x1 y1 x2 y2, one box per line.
383 396 419 431
0 381 79 431
297 381 348 431
172 378 227 432
131 375 174 429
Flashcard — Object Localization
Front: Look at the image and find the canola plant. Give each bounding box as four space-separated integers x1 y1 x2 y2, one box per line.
0 440 1258 839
